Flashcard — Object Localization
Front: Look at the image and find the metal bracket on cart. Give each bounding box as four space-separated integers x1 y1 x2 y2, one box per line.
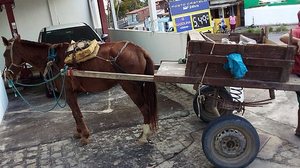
194 84 273 121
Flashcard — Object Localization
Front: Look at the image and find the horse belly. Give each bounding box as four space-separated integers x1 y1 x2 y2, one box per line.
78 78 118 92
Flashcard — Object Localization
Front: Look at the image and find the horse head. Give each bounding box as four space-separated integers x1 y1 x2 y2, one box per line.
1 35 24 81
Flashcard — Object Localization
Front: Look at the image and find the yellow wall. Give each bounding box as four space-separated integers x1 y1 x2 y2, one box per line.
212 18 230 33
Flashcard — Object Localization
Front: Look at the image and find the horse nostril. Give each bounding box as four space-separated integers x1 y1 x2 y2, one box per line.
3 70 14 81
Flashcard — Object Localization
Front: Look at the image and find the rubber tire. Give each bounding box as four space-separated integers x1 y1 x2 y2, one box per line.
202 115 260 168
193 86 233 123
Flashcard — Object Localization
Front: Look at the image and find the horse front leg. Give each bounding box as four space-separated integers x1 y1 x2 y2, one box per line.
66 90 90 145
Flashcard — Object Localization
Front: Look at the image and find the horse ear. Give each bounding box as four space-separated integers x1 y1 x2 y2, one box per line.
1 36 9 46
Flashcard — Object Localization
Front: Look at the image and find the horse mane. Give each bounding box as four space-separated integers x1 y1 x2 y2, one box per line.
20 39 51 48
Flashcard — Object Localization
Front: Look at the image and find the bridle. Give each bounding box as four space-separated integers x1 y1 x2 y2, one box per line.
4 40 25 79
4 40 24 77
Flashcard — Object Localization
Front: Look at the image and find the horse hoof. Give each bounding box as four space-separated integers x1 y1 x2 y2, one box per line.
80 138 90 145
147 139 154 144
137 138 153 145
137 140 148 145
73 132 81 139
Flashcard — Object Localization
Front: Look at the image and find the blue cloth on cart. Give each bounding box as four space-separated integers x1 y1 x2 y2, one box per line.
224 53 248 79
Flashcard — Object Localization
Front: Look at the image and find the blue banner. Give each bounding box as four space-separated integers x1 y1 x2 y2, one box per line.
169 0 209 16
175 16 192 32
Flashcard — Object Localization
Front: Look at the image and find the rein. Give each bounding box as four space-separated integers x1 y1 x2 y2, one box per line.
8 66 68 112
4 40 69 112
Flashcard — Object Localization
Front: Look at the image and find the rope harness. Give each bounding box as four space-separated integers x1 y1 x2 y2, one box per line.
8 66 68 112
4 41 131 112
95 41 130 73
4 41 68 112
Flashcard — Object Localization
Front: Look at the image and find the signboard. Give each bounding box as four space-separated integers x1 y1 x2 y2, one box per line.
192 12 210 29
169 0 209 15
245 0 300 9
244 0 300 26
169 0 212 33
175 16 192 32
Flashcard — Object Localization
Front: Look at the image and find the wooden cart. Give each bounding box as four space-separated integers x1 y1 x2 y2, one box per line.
68 31 300 168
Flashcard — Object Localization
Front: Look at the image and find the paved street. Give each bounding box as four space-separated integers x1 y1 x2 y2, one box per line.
0 82 299 168
0 83 210 167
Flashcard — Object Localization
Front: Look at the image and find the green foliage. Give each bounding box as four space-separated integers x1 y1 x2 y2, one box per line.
275 24 288 32
115 0 147 19
246 27 261 33
268 27 273 32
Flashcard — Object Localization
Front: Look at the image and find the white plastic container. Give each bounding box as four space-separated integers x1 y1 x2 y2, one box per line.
0 71 8 124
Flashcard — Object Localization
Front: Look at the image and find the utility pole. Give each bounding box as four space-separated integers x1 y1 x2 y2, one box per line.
109 0 118 29
148 0 158 31
0 0 18 37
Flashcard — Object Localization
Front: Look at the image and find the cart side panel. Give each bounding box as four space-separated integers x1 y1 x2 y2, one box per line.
230 32 264 43
204 32 263 44
186 40 295 82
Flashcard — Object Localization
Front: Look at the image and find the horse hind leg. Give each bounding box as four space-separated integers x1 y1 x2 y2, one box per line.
120 82 154 144
137 105 154 144
139 123 153 144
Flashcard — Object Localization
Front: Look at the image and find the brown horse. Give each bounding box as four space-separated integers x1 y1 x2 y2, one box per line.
1 35 157 145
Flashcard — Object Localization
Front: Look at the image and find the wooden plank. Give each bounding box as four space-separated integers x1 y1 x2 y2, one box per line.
154 61 300 91
265 39 277 45
244 44 291 59
68 69 154 82
188 54 293 67
189 41 293 59
185 59 286 82
66 62 300 91
230 32 263 43
188 30 205 41
205 33 229 42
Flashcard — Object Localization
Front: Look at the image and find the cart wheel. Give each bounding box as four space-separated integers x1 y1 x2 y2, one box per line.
202 115 260 168
193 86 233 122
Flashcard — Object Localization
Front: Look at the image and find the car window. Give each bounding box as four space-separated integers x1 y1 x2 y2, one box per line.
42 26 101 44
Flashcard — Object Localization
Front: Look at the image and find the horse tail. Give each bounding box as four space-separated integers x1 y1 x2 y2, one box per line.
143 54 158 131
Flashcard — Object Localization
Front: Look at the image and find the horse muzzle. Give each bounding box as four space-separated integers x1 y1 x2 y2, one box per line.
3 69 15 82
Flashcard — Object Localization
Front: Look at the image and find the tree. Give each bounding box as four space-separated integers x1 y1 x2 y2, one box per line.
115 0 147 19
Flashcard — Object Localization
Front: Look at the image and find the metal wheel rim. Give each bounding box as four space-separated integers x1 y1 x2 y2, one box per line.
210 126 254 163
214 128 246 158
